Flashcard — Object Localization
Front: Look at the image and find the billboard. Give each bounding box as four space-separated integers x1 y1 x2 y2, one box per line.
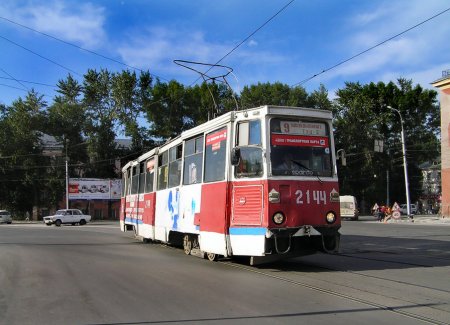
68 178 122 200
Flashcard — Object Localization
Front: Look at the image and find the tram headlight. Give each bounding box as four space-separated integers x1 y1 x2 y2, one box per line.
272 212 285 225
326 212 336 224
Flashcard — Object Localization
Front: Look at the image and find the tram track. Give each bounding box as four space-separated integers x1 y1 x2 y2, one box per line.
139 234 450 323
223 260 449 325
302 255 450 296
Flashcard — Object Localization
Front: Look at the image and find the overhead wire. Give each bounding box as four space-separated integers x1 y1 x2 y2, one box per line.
0 2 296 110
0 76 56 88
137 1 297 109
0 16 169 82
291 6 450 87
190 0 296 87
0 34 82 77
0 68 29 92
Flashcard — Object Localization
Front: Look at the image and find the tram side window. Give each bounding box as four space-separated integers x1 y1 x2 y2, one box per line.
138 162 145 193
157 151 169 190
204 127 227 183
183 135 204 185
131 165 139 194
235 120 263 178
122 170 128 196
168 145 182 188
145 158 155 193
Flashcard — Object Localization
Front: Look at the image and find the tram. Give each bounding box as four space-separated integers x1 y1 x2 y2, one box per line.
120 105 341 264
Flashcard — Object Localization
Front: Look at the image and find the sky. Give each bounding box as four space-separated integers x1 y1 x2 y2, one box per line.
0 0 449 107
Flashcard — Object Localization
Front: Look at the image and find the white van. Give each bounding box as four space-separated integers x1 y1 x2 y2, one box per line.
340 196 359 221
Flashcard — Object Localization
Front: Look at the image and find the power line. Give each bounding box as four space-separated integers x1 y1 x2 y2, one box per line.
0 76 56 88
0 68 29 91
0 83 28 92
292 6 450 87
0 16 169 82
190 0 296 86
0 34 82 77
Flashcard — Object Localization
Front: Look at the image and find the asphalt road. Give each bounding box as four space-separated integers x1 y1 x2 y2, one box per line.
1 221 449 325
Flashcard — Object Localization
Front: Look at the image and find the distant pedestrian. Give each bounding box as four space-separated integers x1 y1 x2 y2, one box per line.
377 205 385 222
25 211 30 222
383 206 392 223
372 203 379 217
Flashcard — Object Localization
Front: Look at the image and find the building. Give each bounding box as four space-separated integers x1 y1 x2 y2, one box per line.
419 160 441 214
431 69 450 218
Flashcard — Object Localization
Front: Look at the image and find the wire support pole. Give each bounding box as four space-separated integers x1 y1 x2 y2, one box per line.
388 106 411 218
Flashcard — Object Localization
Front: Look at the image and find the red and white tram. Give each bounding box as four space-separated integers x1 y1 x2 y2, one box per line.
120 105 341 264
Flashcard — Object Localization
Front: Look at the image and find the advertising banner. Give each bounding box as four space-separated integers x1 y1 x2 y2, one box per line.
68 178 122 200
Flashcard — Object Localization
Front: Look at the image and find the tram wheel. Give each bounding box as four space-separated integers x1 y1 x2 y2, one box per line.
206 252 217 261
183 235 192 255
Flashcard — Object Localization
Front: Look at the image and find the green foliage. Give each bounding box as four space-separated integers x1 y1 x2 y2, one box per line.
0 91 48 215
0 70 440 218
334 79 439 212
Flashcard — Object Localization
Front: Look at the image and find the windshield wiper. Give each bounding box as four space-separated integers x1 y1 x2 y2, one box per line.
292 160 323 183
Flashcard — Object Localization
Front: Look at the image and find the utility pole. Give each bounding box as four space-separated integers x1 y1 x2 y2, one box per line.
65 138 69 210
386 169 390 206
387 106 411 218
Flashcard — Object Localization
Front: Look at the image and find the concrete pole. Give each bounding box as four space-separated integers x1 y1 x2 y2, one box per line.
388 106 412 218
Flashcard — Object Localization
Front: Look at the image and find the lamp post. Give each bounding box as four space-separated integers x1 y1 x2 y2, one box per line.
65 138 69 210
387 106 412 218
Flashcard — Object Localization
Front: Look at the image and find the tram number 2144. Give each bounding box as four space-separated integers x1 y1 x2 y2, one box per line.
295 190 327 205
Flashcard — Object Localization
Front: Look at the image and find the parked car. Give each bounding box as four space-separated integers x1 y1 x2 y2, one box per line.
0 210 12 224
43 209 91 226
399 204 417 215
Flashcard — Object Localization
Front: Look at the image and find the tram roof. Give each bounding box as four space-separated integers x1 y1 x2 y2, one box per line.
122 105 332 172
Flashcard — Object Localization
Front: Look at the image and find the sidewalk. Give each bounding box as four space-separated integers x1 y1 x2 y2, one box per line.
365 214 450 225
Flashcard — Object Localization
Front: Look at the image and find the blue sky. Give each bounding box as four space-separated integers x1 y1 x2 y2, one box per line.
0 0 449 107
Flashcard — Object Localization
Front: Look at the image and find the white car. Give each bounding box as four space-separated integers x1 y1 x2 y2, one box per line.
43 209 91 226
0 210 12 224
399 204 417 215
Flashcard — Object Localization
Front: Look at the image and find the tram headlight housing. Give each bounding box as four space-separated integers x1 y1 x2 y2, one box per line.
326 212 336 224
272 212 285 225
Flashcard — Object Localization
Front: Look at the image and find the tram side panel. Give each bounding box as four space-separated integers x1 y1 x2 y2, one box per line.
197 182 229 257
154 184 202 243
120 196 127 231
140 192 156 239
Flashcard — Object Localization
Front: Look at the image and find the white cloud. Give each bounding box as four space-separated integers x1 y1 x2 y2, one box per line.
380 63 450 89
117 26 288 80
118 27 225 74
1 1 106 48
322 0 450 88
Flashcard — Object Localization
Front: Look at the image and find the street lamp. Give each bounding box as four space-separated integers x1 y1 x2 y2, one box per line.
64 137 69 210
387 106 412 218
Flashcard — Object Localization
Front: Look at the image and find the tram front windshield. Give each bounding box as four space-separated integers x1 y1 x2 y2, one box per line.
270 118 332 177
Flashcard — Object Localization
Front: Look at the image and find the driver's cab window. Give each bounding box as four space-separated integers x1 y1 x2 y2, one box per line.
270 118 332 177
235 120 263 178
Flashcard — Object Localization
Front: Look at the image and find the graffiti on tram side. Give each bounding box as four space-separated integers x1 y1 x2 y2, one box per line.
155 184 202 233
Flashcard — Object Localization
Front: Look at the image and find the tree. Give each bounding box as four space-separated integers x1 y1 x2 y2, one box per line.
240 82 330 110
112 70 151 151
307 84 332 110
0 90 47 217
333 79 439 212
82 69 119 178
